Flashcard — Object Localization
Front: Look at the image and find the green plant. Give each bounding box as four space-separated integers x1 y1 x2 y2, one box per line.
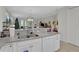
15 18 20 29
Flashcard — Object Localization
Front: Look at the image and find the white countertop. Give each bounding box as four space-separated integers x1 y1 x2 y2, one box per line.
0 32 59 49
8 32 59 43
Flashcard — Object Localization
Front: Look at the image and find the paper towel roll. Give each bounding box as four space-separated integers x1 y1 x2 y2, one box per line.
10 28 15 41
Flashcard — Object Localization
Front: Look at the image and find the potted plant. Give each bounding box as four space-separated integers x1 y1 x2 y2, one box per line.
15 18 20 29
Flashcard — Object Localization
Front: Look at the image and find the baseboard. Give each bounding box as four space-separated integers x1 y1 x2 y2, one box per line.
60 40 79 47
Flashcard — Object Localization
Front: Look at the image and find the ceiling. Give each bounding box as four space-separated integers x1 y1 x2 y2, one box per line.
5 6 64 19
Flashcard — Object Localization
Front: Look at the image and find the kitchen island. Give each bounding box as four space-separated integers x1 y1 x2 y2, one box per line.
0 32 60 52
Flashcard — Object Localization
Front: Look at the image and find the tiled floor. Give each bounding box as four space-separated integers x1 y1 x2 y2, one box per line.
58 41 79 52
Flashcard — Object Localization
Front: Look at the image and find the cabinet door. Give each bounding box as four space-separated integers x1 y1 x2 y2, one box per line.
16 39 41 52
43 37 54 52
0 43 13 52
31 39 41 52
43 35 60 52
53 35 60 51
16 41 32 52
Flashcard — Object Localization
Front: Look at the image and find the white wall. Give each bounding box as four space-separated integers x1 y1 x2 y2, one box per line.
58 7 79 46
0 7 9 32
58 8 68 42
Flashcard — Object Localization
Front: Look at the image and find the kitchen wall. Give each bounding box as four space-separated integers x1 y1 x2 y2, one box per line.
58 7 79 46
58 8 68 42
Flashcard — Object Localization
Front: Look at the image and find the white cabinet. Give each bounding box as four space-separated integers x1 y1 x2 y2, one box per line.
0 38 42 52
15 40 33 52
16 38 41 52
0 43 14 52
53 35 60 51
0 34 60 52
16 45 32 52
31 39 41 52
43 36 54 52
42 35 60 52
0 43 18 52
